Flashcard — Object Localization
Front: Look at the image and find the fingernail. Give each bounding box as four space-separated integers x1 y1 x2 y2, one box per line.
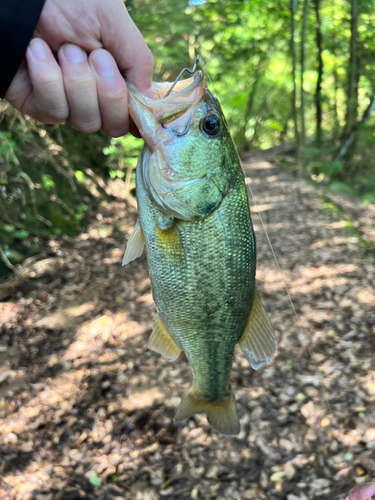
29 38 48 60
91 51 116 78
63 44 86 63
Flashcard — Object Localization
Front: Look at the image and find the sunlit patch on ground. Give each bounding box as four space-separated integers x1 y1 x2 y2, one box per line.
32 301 96 329
0 302 20 324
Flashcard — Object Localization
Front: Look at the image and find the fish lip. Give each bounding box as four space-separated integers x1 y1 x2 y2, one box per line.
126 70 204 102
159 70 204 101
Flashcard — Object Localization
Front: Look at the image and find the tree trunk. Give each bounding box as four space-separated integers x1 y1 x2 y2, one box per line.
344 0 359 137
300 0 309 176
242 77 260 151
300 0 308 147
290 0 302 173
331 0 339 139
335 90 375 163
313 0 323 145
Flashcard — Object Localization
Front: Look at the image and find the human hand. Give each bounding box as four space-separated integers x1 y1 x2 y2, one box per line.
5 0 153 137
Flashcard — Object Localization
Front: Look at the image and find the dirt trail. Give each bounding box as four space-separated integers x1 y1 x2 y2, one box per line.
0 153 374 500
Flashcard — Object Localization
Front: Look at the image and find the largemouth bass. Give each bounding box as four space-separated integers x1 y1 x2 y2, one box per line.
123 70 276 435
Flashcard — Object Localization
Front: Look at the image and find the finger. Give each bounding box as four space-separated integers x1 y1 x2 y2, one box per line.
4 59 32 111
21 38 68 124
58 43 101 134
98 0 153 94
89 49 129 137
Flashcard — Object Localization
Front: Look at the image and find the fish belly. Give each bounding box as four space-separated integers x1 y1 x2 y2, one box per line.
136 158 256 402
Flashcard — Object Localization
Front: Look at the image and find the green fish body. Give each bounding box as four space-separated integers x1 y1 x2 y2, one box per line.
124 71 276 435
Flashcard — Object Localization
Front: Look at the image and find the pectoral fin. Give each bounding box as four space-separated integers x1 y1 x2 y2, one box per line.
238 292 277 370
148 314 181 362
174 385 240 436
122 221 145 266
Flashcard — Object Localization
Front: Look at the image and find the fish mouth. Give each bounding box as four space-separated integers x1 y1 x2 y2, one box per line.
127 70 204 104
126 71 213 220
152 71 203 99
126 71 206 141
155 72 205 135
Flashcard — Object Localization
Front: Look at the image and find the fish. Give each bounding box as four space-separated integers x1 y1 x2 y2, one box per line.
122 69 277 435
345 484 375 500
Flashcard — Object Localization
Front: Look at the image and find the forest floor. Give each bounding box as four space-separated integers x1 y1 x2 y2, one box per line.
0 150 375 500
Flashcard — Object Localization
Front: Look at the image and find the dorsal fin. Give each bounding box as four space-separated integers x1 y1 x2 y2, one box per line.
122 220 145 266
238 291 277 370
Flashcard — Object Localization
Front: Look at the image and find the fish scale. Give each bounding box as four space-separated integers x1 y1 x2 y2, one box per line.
138 159 254 399
123 71 277 435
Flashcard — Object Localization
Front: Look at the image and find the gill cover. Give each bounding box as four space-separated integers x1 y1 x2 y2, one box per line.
127 72 228 220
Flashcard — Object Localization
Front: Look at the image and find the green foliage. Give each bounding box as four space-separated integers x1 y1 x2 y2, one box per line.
128 0 294 149
310 160 343 182
74 170 86 182
88 471 102 487
41 174 55 191
104 135 143 180
0 110 111 277
0 132 20 161
74 204 89 222
333 119 375 201
128 0 375 192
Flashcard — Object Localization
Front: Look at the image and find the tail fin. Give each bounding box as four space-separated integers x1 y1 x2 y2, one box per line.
174 385 240 436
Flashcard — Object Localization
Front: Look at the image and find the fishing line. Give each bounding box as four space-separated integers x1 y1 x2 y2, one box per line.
197 55 217 95
245 179 334 421
198 55 334 422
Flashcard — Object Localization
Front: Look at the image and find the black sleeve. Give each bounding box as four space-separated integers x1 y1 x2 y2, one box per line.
0 0 46 98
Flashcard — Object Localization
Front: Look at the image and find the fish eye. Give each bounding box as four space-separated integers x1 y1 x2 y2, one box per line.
201 115 220 137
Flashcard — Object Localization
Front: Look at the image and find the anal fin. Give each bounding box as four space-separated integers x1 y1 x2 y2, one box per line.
122 220 145 266
174 385 240 436
148 314 181 362
238 291 277 370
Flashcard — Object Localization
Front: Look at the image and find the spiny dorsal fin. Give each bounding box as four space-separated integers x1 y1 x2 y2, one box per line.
148 314 181 362
122 220 145 266
238 291 277 370
174 385 240 436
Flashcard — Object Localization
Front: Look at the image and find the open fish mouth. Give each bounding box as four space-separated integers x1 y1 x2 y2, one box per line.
153 71 205 135
126 70 206 141
152 70 204 101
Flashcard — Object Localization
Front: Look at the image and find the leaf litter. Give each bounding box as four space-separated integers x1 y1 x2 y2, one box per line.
0 150 374 500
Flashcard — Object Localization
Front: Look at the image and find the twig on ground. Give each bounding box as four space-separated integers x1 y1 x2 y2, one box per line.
0 246 18 274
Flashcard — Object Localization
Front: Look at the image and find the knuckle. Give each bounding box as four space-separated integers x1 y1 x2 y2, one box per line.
103 89 127 106
73 119 102 134
33 100 68 124
48 105 69 123
45 111 68 124
67 73 96 90
36 71 62 90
